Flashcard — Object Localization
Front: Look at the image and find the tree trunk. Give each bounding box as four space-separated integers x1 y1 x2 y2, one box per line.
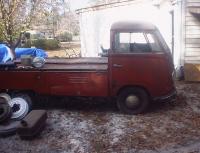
8 33 22 60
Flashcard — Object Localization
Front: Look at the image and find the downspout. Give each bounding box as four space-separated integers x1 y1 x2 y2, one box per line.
180 0 186 67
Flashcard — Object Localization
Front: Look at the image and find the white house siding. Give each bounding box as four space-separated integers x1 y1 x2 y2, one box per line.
185 0 200 63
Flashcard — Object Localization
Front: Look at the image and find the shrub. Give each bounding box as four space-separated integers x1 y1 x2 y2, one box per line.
33 39 60 50
44 39 60 50
58 32 72 42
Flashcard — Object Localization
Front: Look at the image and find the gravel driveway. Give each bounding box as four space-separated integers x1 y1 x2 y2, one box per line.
0 81 200 153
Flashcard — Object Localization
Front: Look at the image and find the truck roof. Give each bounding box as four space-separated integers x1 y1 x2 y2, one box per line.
111 21 157 31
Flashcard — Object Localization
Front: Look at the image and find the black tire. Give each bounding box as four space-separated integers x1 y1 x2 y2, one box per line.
0 98 12 123
117 87 149 115
0 120 20 137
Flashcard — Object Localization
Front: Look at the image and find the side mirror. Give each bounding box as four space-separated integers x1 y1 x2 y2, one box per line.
100 45 107 53
99 45 109 57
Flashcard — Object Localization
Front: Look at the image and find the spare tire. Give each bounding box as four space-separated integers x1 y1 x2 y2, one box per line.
9 97 30 120
0 93 11 103
11 93 32 110
0 121 20 137
0 98 12 123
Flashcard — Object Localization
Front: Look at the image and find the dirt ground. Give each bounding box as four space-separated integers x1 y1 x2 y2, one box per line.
0 81 200 153
46 42 81 58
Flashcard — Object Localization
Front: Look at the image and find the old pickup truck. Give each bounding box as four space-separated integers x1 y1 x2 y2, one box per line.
0 21 176 114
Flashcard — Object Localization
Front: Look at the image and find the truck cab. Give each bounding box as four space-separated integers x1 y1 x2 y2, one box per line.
107 21 176 114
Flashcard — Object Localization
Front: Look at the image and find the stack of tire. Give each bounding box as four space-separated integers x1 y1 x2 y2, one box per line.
0 93 32 137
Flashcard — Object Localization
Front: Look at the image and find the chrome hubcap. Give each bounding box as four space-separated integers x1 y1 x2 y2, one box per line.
125 95 140 108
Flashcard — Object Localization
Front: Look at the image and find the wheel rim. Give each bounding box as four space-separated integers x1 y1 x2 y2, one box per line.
0 93 11 103
9 98 29 120
125 95 140 109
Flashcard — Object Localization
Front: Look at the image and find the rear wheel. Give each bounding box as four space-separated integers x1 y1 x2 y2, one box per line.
117 87 149 115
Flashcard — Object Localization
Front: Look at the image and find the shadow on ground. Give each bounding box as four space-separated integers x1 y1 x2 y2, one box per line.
33 96 119 113
33 95 182 115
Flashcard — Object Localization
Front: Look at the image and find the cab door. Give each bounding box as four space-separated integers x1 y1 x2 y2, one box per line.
109 31 174 97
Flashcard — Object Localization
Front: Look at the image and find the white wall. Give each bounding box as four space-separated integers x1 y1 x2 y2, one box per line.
79 1 173 58
173 0 184 67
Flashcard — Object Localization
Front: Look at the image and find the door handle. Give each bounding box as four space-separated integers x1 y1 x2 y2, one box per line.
113 64 123 68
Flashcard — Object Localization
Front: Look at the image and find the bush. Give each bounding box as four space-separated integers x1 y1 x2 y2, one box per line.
23 40 32 48
33 39 60 50
58 32 72 42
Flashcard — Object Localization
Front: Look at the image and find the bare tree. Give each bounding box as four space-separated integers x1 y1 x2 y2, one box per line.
0 0 45 58
0 0 79 59
32 0 79 39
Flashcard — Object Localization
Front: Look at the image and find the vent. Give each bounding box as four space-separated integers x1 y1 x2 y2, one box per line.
68 76 89 84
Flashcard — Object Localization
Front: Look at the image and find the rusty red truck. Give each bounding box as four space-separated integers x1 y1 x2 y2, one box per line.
0 22 176 114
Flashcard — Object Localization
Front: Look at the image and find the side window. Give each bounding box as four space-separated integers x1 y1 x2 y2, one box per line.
146 33 163 52
114 33 130 52
114 32 150 53
130 33 150 52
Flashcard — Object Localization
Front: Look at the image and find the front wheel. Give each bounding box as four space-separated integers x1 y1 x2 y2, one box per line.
117 87 149 115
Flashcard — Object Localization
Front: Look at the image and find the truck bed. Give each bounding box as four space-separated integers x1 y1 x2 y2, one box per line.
0 57 109 97
1 57 108 71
